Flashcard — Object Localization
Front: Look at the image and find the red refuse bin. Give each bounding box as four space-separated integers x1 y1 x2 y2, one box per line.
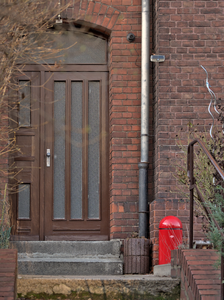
159 216 182 265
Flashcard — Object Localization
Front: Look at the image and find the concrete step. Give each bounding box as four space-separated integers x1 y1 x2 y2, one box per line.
11 241 123 276
153 263 171 277
11 241 121 257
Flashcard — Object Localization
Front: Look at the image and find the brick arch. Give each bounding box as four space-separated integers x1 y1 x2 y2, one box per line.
65 1 121 34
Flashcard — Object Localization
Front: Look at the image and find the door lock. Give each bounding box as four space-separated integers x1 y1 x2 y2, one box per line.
46 149 50 167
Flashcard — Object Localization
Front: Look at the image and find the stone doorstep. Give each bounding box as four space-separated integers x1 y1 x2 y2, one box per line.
17 275 180 297
11 241 122 257
12 241 124 276
17 259 123 276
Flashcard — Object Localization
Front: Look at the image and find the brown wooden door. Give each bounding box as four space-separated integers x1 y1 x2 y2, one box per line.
44 71 109 240
11 69 109 241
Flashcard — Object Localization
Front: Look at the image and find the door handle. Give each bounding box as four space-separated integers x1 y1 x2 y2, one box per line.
46 149 50 167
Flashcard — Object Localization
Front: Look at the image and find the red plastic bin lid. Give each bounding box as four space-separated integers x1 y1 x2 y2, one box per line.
159 216 182 229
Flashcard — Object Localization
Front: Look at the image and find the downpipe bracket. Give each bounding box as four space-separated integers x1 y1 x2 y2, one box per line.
138 162 149 169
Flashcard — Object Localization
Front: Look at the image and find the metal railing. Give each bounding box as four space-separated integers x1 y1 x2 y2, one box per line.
187 138 224 298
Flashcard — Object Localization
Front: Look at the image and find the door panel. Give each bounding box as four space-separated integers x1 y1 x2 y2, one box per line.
44 72 109 240
11 72 40 240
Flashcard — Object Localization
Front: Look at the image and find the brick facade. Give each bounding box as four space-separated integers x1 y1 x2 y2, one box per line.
171 249 221 299
151 0 224 265
0 249 17 300
1 0 224 267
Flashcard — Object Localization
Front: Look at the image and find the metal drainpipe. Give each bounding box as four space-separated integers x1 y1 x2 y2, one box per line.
138 0 150 238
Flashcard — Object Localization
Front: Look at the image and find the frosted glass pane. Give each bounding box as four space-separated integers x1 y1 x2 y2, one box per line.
32 31 107 64
19 81 31 127
88 82 100 219
54 82 65 219
18 184 30 219
71 82 82 219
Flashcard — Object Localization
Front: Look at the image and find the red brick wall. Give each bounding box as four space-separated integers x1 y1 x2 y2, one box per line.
108 0 142 239
109 1 154 239
151 0 224 265
171 249 221 299
0 249 17 300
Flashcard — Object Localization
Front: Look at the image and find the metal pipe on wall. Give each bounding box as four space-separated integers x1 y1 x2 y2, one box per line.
138 0 150 238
